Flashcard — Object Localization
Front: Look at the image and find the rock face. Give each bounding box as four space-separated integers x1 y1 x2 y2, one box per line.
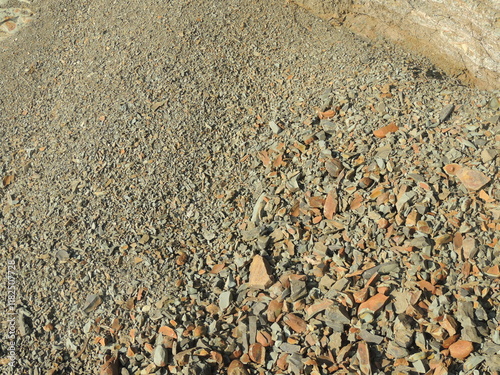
292 0 500 90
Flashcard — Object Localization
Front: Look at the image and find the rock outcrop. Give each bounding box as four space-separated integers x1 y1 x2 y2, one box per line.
292 0 500 90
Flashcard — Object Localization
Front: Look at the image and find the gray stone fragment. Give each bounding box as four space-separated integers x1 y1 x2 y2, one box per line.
394 315 414 348
325 159 344 178
241 227 260 241
413 359 428 373
83 321 92 334
456 301 475 325
362 262 399 279
289 278 307 301
330 277 350 292
375 145 392 159
386 341 409 359
324 304 350 325
280 342 301 353
319 275 335 291
481 149 497 163
287 353 304 373
439 104 454 123
18 314 30 336
325 320 347 332
359 329 384 344
410 236 431 249
487 355 500 372
55 249 70 261
248 315 257 345
153 345 168 367
320 119 336 133
463 355 485 371
462 326 483 343
219 291 232 311
82 294 102 313
269 121 282 134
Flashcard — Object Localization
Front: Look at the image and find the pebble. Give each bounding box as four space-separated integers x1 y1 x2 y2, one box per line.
55 249 70 261
153 345 168 367
227 360 249 375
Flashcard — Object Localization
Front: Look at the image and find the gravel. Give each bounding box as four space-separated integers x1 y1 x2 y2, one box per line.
0 0 499 374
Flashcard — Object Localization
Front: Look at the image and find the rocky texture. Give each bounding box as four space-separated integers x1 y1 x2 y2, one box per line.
0 0 499 374
292 0 500 90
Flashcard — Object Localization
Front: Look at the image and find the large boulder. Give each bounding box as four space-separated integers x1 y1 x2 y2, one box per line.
292 0 500 90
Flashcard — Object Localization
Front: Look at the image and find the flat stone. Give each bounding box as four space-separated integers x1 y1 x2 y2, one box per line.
359 329 384 344
287 353 304 373
439 104 454 123
481 149 497 163
55 249 70 261
219 291 233 311
443 164 491 191
82 294 102 313
320 119 336 133
410 236 431 249
449 340 474 360
463 355 485 371
325 304 351 325
325 159 344 177
249 255 273 289
413 359 428 373
283 313 307 333
362 262 399 278
462 236 478 259
394 315 415 348
486 355 500 371
386 341 409 359
330 277 350 292
305 299 334 319
289 278 307 301
357 341 372 375
266 299 283 323
462 326 483 344
269 121 282 134
358 293 389 314
248 343 265 365
281 342 301 353
373 122 399 138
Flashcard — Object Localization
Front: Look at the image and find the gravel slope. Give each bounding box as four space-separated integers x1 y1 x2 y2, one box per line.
0 0 498 374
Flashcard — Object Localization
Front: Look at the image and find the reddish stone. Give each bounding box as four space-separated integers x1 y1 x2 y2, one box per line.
266 299 283 322
228 360 250 375
373 122 399 138
358 293 389 314
283 313 307 333
249 255 273 289
249 343 265 365
449 340 473 360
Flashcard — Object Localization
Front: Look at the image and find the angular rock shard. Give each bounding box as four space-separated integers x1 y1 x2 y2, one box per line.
249 255 274 289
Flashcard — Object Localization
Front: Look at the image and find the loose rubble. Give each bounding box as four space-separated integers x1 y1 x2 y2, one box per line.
0 0 498 374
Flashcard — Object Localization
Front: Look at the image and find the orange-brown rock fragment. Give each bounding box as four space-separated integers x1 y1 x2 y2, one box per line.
249 255 273 289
